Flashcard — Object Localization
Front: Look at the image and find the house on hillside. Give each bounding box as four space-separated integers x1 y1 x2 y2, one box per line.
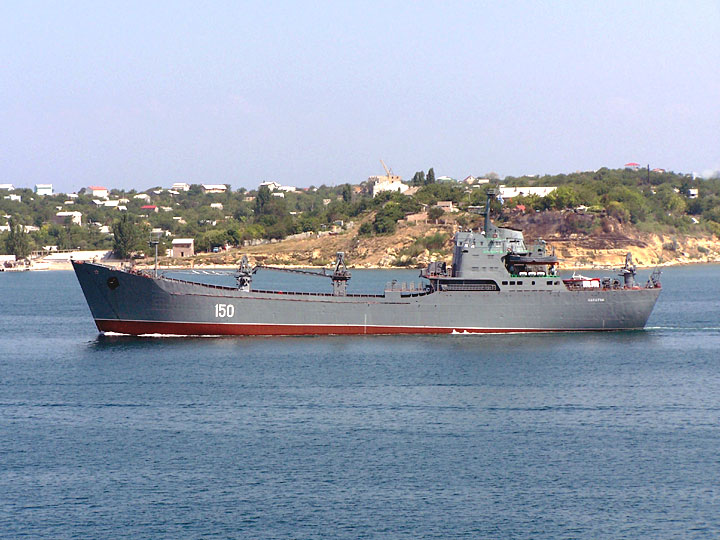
498 186 557 199
53 211 82 226
171 182 191 191
0 184 15 191
133 193 151 201
201 184 228 194
259 181 281 191
140 205 158 213
35 184 53 195
435 201 459 213
171 238 194 258
372 180 409 197
88 186 109 198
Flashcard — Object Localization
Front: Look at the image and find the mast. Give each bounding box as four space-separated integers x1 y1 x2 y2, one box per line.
484 188 499 236
149 231 161 278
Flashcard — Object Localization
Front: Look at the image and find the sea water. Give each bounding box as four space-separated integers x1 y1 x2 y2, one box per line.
1 266 719 538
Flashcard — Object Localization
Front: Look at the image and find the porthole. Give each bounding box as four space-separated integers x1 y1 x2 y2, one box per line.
107 276 120 290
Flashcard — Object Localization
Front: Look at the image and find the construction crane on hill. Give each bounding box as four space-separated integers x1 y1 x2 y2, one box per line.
380 159 393 178
379 159 400 181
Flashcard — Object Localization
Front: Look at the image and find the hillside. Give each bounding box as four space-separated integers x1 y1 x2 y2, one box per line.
150 209 720 270
3 167 720 269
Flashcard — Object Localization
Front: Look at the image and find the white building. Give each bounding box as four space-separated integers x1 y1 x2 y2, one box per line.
133 193 150 201
171 182 191 192
103 200 120 207
35 184 53 196
463 176 490 185
210 202 224 209
88 186 109 198
259 181 281 191
688 188 699 199
53 211 82 226
372 180 409 197
498 185 557 199
3 194 21 202
201 184 228 194
0 184 14 191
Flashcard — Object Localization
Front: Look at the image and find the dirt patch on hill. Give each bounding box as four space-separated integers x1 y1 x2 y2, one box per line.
147 210 720 270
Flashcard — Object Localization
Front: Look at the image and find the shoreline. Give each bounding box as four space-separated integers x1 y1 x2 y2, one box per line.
12 258 720 273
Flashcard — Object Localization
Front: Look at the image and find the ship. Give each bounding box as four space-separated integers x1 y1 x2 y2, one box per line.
72 190 661 336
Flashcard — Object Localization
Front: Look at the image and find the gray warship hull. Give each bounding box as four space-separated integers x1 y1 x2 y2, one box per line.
72 261 661 336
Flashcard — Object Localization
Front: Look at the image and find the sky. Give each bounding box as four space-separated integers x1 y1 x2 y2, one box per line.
1 1 719 193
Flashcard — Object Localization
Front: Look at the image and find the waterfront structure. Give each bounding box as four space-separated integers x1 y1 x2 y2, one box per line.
171 239 195 258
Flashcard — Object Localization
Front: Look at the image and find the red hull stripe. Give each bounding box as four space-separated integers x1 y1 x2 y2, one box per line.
95 319 610 336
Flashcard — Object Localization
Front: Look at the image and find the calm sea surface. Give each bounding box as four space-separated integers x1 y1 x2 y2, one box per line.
1 266 719 539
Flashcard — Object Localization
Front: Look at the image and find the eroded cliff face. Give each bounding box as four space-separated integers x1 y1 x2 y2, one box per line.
508 210 720 267
153 211 720 270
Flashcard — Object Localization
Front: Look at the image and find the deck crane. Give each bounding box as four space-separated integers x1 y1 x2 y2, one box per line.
236 252 352 296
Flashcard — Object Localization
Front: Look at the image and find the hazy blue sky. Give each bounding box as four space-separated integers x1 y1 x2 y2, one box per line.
2 1 718 193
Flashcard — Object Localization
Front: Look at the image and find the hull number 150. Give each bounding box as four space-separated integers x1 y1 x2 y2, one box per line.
214 303 235 318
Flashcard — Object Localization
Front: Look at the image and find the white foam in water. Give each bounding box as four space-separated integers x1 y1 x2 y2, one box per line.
101 331 224 338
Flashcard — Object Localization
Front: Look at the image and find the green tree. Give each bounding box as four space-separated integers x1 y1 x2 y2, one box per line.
112 214 143 259
428 206 445 220
426 168 436 185
254 186 272 214
341 183 352 203
5 219 31 259
410 171 426 186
